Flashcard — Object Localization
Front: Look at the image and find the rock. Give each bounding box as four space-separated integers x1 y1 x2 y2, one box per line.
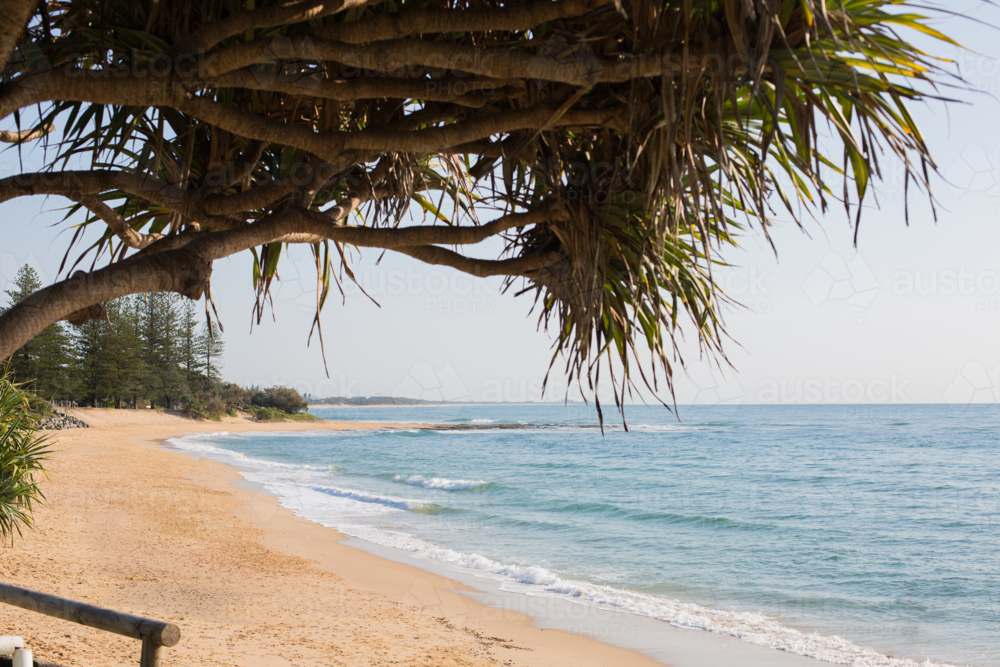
37 410 90 430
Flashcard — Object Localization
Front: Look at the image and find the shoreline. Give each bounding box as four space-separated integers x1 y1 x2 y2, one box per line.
152 430 669 667
153 418 828 667
0 408 665 667
1 408 839 666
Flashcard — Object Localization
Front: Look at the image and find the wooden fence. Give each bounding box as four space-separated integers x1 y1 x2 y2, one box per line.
0 583 181 667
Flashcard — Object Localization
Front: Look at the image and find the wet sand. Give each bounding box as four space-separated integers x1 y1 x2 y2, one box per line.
0 408 662 667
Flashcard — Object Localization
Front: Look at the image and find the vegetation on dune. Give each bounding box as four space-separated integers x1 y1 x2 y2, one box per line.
0 366 50 544
2 267 77 400
0 0 967 421
2 265 312 420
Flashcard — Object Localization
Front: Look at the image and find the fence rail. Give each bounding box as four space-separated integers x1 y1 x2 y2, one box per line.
0 583 181 667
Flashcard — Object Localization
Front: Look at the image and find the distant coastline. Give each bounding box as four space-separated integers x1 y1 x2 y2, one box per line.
309 398 586 408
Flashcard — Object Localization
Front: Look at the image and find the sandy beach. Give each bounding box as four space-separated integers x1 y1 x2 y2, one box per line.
0 409 663 667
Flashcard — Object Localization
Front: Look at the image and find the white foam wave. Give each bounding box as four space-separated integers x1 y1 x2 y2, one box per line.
166 433 325 472
308 484 433 512
168 431 957 667
612 423 706 432
471 418 496 424
404 547 957 667
262 479 959 667
392 474 488 491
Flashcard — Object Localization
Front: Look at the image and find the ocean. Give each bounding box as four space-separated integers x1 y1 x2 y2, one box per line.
167 404 999 666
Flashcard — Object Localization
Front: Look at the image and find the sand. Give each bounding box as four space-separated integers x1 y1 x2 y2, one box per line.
0 408 664 667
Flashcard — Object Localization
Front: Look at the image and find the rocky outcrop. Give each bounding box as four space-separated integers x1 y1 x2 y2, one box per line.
37 410 90 430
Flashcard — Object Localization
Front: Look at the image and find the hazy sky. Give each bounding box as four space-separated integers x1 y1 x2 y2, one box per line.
2 3 999 407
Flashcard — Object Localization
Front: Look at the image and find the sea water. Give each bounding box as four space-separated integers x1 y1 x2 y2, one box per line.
168 404 999 666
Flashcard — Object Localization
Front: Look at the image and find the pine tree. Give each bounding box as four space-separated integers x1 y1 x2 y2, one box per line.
75 317 115 407
195 320 225 382
179 301 201 375
116 296 147 408
2 272 228 409
104 297 144 408
2 265 77 400
140 293 189 409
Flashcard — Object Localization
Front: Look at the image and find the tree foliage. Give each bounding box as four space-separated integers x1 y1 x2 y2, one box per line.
0 365 49 544
0 0 965 417
197 320 226 381
252 386 309 414
1 266 76 399
2 267 311 417
3 267 228 408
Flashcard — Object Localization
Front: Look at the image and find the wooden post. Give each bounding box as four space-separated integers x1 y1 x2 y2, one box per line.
0 583 179 667
0 583 179 647
140 637 163 667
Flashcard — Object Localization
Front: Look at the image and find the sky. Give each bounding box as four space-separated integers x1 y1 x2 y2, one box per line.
2 2 999 407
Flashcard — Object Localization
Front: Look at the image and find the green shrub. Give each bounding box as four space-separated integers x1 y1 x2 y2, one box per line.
184 394 228 421
251 406 286 422
0 368 50 544
286 412 322 422
27 396 52 420
250 386 308 414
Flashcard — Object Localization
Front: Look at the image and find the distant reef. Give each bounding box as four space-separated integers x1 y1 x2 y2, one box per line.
310 397 584 407
311 397 442 406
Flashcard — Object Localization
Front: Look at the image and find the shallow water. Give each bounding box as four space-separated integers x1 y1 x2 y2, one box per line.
169 404 1000 666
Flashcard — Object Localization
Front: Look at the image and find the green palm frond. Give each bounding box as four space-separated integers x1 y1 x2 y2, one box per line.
2 0 965 416
0 366 50 545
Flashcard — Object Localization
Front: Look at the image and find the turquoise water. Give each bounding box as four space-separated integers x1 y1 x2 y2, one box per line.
169 404 999 666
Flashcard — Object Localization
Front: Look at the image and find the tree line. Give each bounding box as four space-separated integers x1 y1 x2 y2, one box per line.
2 265 307 418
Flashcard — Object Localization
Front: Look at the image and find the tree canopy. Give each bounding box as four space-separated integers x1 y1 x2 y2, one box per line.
2 268 310 417
1 266 76 398
0 0 962 413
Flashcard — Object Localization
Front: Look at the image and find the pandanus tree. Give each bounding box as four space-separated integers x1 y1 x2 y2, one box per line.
0 367 49 544
0 0 960 415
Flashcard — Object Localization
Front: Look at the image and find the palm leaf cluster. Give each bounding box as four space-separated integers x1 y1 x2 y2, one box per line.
0 0 960 413
0 366 50 544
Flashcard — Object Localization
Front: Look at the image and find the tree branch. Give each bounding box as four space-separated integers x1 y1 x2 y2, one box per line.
171 0 375 56
209 69 517 108
309 0 609 44
0 170 238 228
0 246 214 361
0 204 560 360
392 246 561 277
201 179 300 215
297 206 557 248
250 36 688 85
0 72 621 160
0 0 37 73
75 195 163 249
197 33 690 84
0 123 52 143
0 170 195 214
